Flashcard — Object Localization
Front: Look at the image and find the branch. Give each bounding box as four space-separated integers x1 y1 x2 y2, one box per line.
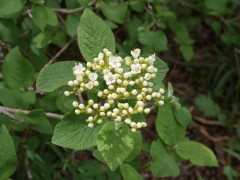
0 106 63 120
45 37 76 67
51 0 97 14
52 7 84 14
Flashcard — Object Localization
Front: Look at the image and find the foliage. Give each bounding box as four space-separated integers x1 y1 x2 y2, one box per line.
0 0 239 179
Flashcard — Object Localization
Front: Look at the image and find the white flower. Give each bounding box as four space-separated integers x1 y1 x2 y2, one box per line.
131 64 141 74
109 56 122 69
104 72 116 85
131 48 141 59
147 54 156 64
144 73 151 80
85 81 94 89
147 65 154 73
88 72 98 81
73 63 85 75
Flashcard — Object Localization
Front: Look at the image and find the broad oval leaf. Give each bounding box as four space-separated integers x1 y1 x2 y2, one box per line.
150 58 168 91
156 101 185 145
2 47 35 90
77 8 116 62
52 111 102 150
0 125 18 179
100 2 128 24
120 163 143 180
36 61 75 92
173 107 192 127
176 141 218 167
97 122 133 171
0 0 24 19
125 131 142 162
150 140 180 177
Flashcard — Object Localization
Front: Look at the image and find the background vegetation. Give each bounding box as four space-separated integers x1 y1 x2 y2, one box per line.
0 0 239 179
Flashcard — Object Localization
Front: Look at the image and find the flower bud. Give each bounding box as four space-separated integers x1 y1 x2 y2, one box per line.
75 109 80 115
72 101 79 107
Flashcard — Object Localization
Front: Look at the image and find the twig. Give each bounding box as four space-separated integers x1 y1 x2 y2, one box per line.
51 0 97 14
45 37 76 67
0 106 63 120
78 93 84 103
0 106 17 120
199 126 229 142
194 116 224 126
0 72 2 79
52 7 84 14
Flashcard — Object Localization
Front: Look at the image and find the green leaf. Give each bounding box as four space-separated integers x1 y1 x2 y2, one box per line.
139 30 168 52
52 111 102 150
176 141 218 166
173 107 192 127
194 95 219 118
0 0 24 18
36 61 76 92
97 122 134 171
2 47 35 89
65 15 79 37
205 0 227 13
100 2 128 24
93 150 107 164
179 45 194 61
174 25 194 46
26 110 53 134
0 88 25 108
125 131 142 162
77 8 116 62
0 125 18 179
32 32 52 48
120 163 143 180
150 58 169 91
32 5 58 31
0 19 20 44
150 140 180 177
156 101 185 145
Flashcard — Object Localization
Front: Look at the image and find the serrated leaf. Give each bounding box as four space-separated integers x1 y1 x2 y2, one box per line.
173 107 192 127
52 111 102 150
0 125 18 179
0 0 24 19
97 122 133 171
156 101 185 145
150 58 168 91
100 2 128 24
176 141 218 167
36 61 76 92
150 140 180 177
77 8 116 62
125 131 142 162
120 163 143 180
2 47 35 89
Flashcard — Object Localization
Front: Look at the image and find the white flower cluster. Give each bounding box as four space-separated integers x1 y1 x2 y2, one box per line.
64 48 165 132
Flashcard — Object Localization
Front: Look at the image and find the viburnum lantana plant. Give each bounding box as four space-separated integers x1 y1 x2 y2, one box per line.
36 8 218 178
64 48 165 132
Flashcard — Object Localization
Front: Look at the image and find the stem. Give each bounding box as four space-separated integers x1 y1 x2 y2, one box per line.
44 37 76 68
51 0 97 14
0 106 63 120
